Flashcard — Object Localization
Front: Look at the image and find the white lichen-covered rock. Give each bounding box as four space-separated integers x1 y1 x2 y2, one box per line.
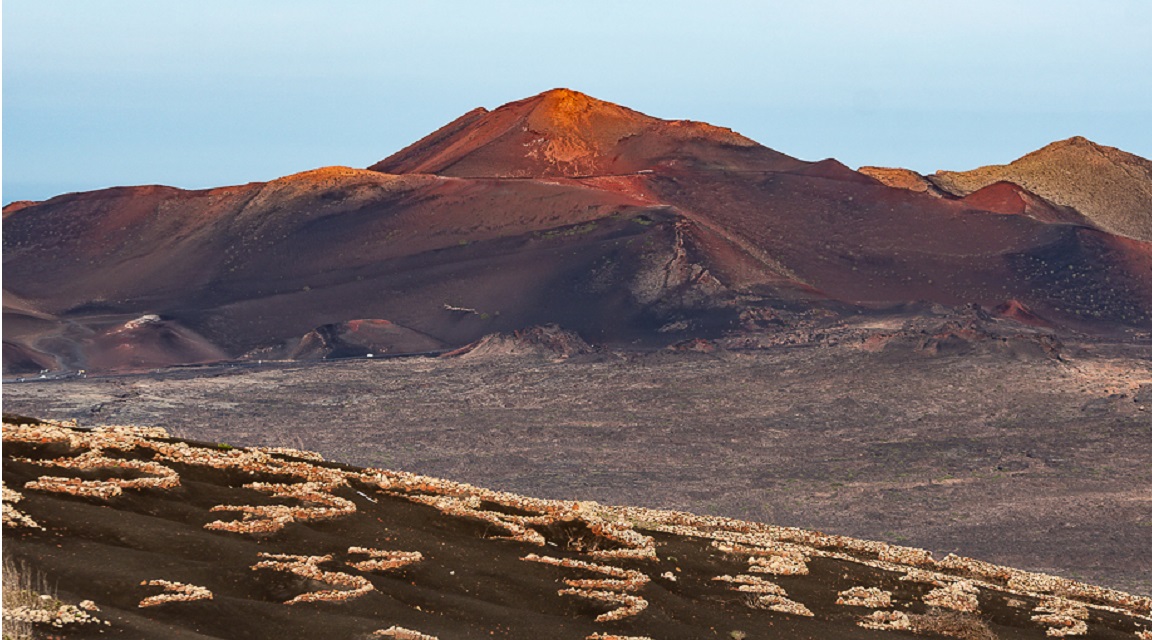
138 580 214 607
747 554 809 576
2 481 43 529
251 554 373 604
754 593 814 617
859 610 912 631
3 598 108 629
373 627 440 640
1031 597 1090 637
837 586 893 608
923 580 980 613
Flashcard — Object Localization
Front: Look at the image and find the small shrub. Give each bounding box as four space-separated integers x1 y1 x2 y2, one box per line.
2 556 54 640
910 608 999 640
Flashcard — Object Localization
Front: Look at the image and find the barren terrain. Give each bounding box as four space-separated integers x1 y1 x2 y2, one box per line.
929 137 1152 242
4 419 1151 639
6 342 1151 598
8 90 1152 374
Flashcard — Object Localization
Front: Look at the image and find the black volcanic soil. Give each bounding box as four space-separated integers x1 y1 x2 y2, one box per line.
6 341 1151 598
4 421 1150 640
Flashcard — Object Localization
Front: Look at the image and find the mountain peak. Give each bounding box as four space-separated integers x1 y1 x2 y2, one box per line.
533 87 603 106
1053 135 1093 146
1034 135 1108 156
370 89 792 178
521 88 650 135
538 87 589 99
930 136 1152 241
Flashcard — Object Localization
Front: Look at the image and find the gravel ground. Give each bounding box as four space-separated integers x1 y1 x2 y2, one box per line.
5 343 1151 595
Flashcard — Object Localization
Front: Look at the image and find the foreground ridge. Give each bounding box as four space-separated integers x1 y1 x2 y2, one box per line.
4 420 1151 639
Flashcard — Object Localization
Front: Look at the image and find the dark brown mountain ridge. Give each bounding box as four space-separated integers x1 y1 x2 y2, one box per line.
5 90 1152 373
864 136 1152 242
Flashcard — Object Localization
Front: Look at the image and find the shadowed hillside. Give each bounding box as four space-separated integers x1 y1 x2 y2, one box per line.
5 91 1152 373
5 420 1151 639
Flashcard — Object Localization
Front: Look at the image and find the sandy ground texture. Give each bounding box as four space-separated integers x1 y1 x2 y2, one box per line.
4 343 1152 599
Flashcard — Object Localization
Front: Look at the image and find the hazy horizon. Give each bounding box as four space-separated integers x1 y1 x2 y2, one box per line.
4 0 1151 203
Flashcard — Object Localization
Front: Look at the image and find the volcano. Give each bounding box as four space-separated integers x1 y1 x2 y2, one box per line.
867 137 1152 242
5 90 1152 373
369 88 805 178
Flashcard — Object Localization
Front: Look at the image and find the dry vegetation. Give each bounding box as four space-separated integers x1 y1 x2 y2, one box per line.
908 608 999 640
931 136 1152 241
2 556 107 638
5 419 1152 638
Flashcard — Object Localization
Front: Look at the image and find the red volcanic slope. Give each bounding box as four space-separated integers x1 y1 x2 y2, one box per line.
371 88 807 178
5 89 1152 372
371 89 1152 325
636 168 1150 311
856 166 948 197
958 181 1090 225
993 299 1052 328
3 166 723 372
289 319 444 360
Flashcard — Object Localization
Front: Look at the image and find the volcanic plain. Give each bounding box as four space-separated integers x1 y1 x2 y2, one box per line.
6 330 1151 600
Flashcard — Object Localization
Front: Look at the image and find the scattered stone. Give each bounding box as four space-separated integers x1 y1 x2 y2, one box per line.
251 553 374 604
373 627 439 640
859 609 913 631
138 580 213 608
837 586 893 608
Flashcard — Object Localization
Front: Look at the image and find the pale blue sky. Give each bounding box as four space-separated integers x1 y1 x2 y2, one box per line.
4 1 1151 203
